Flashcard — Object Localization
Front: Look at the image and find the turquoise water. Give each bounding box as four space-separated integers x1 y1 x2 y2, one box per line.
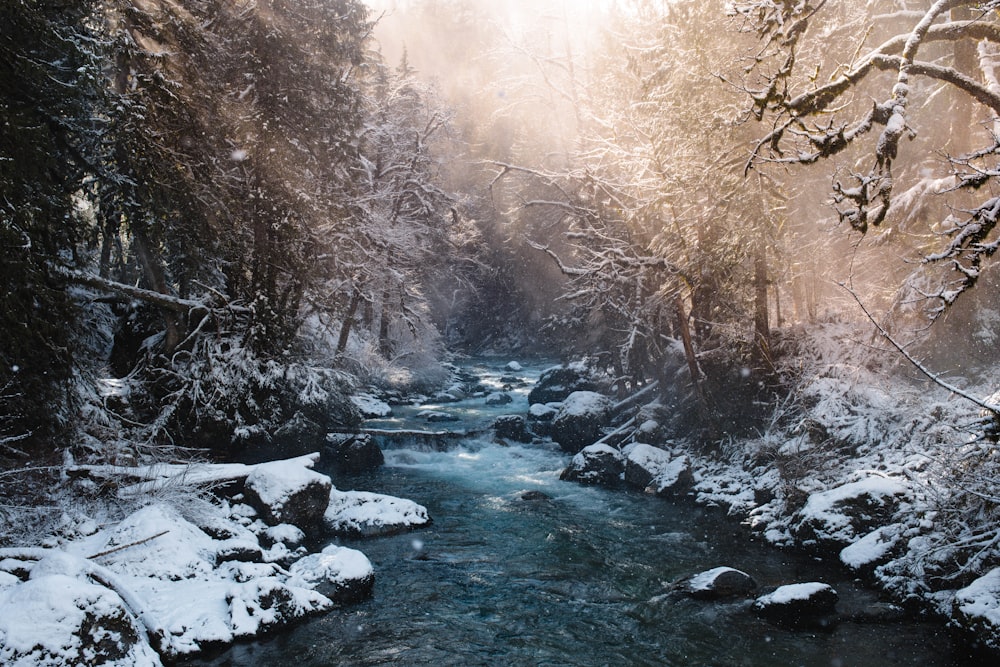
192 361 967 666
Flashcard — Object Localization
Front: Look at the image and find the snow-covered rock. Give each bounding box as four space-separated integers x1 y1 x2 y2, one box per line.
792 475 909 550
753 582 839 625
0 574 162 667
953 568 1000 652
622 443 693 495
684 566 757 600
0 499 346 663
243 458 333 529
324 489 430 537
324 433 385 473
839 525 902 572
492 414 531 442
351 393 392 419
560 443 624 487
528 403 559 422
289 545 375 604
417 410 460 423
505 361 523 372
550 391 614 454
485 391 513 406
227 576 330 639
527 363 604 405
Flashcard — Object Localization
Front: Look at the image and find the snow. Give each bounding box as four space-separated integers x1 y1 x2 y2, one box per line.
0 574 162 667
758 582 835 605
558 391 612 418
688 566 744 593
325 489 430 536
622 443 689 492
0 487 396 663
265 523 305 546
351 393 393 418
796 475 909 543
840 526 900 570
245 459 332 511
289 545 374 587
955 568 1000 629
528 403 559 420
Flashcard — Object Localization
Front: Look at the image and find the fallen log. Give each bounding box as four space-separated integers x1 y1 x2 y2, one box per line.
67 453 321 499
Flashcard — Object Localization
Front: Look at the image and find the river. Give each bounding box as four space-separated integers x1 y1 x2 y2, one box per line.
193 360 967 666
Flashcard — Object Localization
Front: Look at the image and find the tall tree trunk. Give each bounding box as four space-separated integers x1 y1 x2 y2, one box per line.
753 242 774 374
132 226 185 353
674 295 712 434
336 289 364 356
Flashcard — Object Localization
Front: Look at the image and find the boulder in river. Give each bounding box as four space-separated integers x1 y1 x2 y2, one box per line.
324 433 385 473
684 566 757 600
493 414 532 443
550 391 614 454
527 363 605 404
243 459 333 530
324 489 431 537
288 545 375 604
560 443 624 487
485 391 513 406
753 582 839 626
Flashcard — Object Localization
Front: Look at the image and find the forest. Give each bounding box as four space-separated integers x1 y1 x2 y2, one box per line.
2 0 1000 664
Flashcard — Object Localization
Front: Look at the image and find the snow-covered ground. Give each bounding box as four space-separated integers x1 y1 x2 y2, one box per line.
683 322 1000 649
0 455 426 666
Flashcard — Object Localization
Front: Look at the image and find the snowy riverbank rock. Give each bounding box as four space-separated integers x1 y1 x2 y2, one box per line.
792 475 909 551
243 458 333 529
351 393 393 419
0 501 346 663
324 433 385 473
324 489 431 537
527 363 605 405
550 391 614 454
753 582 839 625
684 567 757 600
288 545 375 604
622 444 693 496
0 574 161 667
952 568 1000 653
560 443 624 487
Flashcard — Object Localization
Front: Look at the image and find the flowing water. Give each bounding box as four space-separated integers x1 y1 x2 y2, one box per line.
196 360 969 667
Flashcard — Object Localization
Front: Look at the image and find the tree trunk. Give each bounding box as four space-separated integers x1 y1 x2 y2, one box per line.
336 289 364 356
131 226 185 353
753 242 774 374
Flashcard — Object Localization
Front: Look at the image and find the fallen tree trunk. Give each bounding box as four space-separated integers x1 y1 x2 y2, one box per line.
67 453 321 499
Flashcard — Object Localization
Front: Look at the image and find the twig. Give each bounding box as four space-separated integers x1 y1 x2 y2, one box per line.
88 530 169 560
841 282 1000 417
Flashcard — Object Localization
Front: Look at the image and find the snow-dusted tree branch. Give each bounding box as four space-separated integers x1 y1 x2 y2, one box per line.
733 0 1000 316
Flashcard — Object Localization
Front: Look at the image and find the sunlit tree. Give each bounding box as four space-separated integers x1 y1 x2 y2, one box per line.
732 0 1000 318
